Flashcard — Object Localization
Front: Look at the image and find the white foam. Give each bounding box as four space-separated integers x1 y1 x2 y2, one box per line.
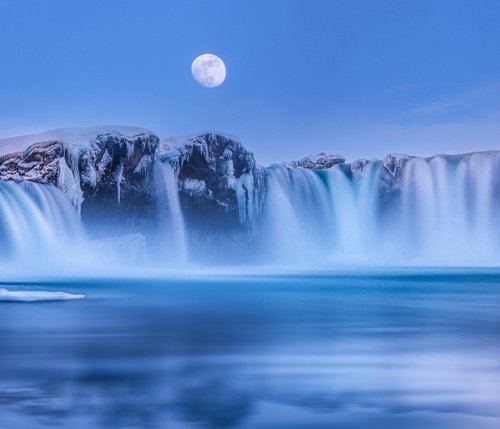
0 288 85 302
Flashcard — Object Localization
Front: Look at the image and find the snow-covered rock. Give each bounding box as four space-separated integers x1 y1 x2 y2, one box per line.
0 127 159 213
0 126 151 156
286 152 345 169
351 159 368 175
157 132 263 230
383 153 411 179
180 178 206 197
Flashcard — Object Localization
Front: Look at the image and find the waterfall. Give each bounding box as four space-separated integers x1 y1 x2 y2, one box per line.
153 161 188 265
0 181 84 265
259 152 500 266
326 162 382 262
400 153 500 264
259 166 331 263
1 151 498 269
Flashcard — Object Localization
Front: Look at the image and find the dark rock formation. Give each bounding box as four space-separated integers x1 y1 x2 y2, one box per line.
78 132 160 238
158 132 263 231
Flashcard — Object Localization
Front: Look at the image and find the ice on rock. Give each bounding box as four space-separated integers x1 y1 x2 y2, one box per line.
181 178 206 197
351 159 368 175
0 126 153 156
156 132 261 229
0 126 159 211
236 172 257 225
286 152 346 169
57 157 83 213
383 153 411 179
133 154 152 175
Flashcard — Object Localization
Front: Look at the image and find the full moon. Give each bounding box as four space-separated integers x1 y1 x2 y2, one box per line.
191 54 226 88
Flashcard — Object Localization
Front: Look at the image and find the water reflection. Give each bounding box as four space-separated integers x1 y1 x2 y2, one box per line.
1 272 500 428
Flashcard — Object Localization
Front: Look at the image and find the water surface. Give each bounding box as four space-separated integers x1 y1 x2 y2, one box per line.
1 270 500 428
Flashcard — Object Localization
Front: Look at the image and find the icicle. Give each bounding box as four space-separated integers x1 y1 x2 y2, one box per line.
115 164 124 204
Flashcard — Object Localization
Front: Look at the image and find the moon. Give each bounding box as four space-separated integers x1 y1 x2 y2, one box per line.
191 54 226 88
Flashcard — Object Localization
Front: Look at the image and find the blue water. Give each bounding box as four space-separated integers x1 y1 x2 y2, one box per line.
1 270 500 428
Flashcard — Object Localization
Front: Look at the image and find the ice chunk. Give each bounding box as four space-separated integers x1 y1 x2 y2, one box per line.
0 288 85 302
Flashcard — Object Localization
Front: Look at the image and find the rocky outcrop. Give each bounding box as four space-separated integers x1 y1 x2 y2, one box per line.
77 132 160 237
0 130 161 240
351 159 368 175
0 130 159 213
0 140 64 183
158 132 264 229
286 152 345 169
382 153 411 179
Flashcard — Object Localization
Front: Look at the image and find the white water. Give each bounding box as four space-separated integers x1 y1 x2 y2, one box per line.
0 168 190 271
153 161 188 264
400 153 500 264
260 152 500 266
326 162 382 261
260 166 331 263
0 181 85 265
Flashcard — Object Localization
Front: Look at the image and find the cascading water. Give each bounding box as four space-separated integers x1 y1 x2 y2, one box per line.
400 152 500 264
0 162 190 270
153 161 188 265
259 152 500 266
0 181 84 266
259 165 331 263
325 162 382 261
1 151 498 269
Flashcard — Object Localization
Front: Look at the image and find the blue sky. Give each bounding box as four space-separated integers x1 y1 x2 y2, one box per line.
0 0 499 163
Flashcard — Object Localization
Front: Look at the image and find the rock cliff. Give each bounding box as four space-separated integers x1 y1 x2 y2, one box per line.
0 128 263 238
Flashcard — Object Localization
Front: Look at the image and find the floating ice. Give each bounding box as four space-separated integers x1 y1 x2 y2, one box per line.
0 288 85 302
